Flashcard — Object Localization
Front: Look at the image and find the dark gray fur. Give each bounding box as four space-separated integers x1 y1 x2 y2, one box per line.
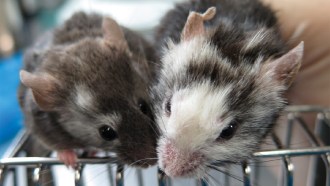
18 12 158 167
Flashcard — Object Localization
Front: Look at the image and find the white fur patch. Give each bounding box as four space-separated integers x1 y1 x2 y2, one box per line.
158 82 232 150
75 85 94 110
162 37 230 76
243 28 270 51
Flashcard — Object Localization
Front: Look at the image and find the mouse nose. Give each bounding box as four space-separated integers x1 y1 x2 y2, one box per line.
159 139 204 177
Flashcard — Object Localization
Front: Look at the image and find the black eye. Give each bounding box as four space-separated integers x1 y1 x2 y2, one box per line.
99 126 118 141
217 122 237 140
165 97 172 116
138 99 150 115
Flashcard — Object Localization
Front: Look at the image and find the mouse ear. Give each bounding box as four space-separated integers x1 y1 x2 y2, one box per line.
181 7 216 41
261 42 304 88
20 70 60 111
102 17 128 50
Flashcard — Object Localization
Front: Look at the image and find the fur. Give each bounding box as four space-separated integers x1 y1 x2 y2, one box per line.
19 12 158 167
152 0 302 177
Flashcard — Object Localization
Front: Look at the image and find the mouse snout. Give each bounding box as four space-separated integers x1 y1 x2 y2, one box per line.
159 139 205 177
115 110 158 167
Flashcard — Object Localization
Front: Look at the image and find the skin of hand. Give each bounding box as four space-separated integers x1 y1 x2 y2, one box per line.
260 0 330 185
262 0 330 106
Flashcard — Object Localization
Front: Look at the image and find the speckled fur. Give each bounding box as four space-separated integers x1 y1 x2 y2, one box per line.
152 0 302 177
18 12 158 167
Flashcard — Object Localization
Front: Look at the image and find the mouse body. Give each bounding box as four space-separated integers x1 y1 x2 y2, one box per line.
18 12 157 167
152 0 303 177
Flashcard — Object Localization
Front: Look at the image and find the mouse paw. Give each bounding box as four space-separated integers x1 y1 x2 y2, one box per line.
88 150 98 157
57 150 77 169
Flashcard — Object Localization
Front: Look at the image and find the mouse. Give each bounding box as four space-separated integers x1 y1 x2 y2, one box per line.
151 0 303 178
18 12 158 168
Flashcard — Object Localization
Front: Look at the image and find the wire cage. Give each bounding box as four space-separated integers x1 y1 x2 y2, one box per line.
0 105 330 186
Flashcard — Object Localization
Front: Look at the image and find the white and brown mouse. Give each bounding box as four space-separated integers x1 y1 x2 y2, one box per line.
18 12 158 168
152 0 303 178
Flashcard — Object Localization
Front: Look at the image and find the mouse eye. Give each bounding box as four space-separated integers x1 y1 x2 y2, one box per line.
99 126 118 141
164 97 172 116
138 99 150 115
217 122 237 140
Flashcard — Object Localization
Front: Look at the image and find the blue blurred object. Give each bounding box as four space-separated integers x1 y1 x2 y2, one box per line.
0 52 23 144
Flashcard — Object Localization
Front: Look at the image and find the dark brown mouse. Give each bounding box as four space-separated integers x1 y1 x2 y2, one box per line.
18 12 158 168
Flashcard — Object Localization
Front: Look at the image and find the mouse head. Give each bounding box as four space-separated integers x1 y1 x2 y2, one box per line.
152 7 303 177
20 16 157 167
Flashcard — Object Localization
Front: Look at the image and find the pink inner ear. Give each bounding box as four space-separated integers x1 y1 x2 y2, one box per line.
20 70 34 85
20 70 59 111
182 12 205 41
261 42 304 87
181 7 216 41
102 17 128 49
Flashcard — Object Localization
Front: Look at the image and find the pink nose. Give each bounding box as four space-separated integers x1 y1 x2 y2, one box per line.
160 140 204 177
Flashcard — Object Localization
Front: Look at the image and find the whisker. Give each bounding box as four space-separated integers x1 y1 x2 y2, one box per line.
202 176 211 186
126 157 159 167
207 165 244 183
206 171 221 186
84 166 110 184
145 116 161 137
208 164 263 186
160 115 168 137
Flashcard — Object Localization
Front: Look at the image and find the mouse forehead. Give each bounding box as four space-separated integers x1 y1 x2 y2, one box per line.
73 84 146 120
48 38 132 71
159 82 232 143
72 83 137 114
159 37 259 100
162 37 220 76
161 37 259 88
71 39 132 71
44 40 135 93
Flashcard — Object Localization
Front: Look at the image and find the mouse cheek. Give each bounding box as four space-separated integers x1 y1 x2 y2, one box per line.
116 119 158 167
158 138 206 178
